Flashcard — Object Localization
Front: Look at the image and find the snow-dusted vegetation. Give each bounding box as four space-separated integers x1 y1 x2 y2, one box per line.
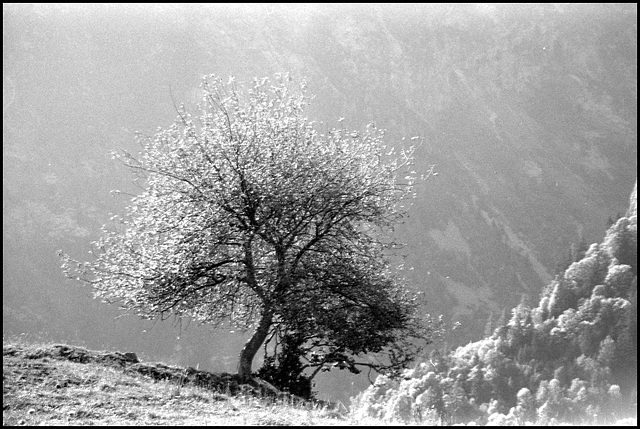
352 199 637 425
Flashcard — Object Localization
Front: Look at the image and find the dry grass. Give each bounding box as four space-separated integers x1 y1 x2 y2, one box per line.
2 339 395 426
8 339 632 426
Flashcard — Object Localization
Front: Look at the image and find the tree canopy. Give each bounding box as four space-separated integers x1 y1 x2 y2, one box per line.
60 73 439 394
351 195 637 424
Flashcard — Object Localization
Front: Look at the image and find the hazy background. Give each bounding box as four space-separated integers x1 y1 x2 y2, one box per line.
3 4 637 403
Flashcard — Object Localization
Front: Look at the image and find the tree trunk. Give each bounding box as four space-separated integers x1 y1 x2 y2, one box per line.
237 308 273 380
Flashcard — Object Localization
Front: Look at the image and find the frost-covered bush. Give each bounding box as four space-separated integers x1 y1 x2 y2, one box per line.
349 374 400 420
383 392 414 423
487 411 517 426
350 206 636 426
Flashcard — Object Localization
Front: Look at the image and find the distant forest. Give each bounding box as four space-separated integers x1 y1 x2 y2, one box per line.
352 189 637 425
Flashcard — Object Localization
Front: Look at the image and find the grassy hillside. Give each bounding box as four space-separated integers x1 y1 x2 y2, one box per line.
2 340 362 426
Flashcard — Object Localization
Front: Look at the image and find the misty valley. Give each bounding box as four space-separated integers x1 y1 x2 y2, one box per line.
3 3 637 426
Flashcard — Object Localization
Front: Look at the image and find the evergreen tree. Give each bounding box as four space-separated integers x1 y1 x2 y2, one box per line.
603 216 638 271
515 387 536 423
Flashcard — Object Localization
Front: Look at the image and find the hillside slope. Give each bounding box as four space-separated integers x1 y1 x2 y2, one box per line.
352 179 637 425
2 341 353 426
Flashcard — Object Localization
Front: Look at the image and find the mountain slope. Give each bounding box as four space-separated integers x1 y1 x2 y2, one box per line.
3 4 637 401
352 179 637 424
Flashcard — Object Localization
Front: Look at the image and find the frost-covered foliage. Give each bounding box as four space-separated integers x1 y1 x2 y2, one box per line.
352 212 637 425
